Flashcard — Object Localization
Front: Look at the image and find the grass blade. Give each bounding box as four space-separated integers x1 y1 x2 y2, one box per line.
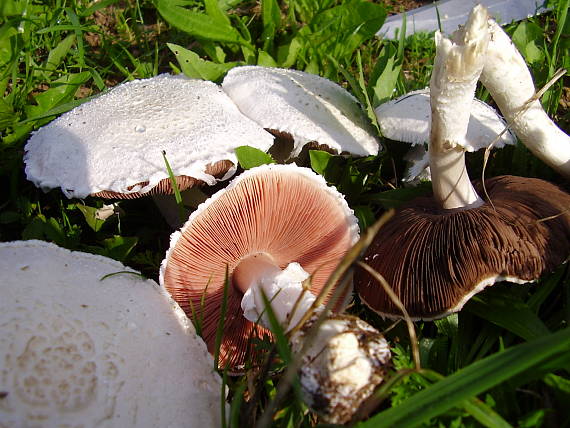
214 266 230 371
161 150 185 224
357 327 570 428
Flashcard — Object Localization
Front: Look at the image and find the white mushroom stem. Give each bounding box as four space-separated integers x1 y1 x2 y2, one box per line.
428 5 488 210
234 253 392 423
480 20 570 179
235 253 316 332
290 314 391 424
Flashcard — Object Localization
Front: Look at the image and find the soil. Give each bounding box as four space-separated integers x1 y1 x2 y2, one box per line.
376 0 433 15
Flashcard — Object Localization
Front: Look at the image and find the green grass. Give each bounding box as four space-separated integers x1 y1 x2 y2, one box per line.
1 0 569 426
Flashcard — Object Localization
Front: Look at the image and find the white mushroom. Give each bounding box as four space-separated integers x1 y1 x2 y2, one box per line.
222 66 381 159
375 88 516 182
0 240 226 427
480 19 570 178
24 73 275 199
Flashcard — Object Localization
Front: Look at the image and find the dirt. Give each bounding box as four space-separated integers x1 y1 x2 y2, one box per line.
375 0 433 15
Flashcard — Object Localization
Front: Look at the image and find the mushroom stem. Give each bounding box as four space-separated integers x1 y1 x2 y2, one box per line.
429 147 482 209
290 314 391 424
480 20 570 179
234 254 316 332
428 5 488 210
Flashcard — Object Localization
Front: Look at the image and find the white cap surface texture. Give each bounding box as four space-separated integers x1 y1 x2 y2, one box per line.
0 240 224 428
25 74 274 198
222 66 380 158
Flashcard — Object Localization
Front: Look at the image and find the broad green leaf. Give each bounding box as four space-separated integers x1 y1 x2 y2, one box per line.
465 292 551 341
277 37 302 68
353 205 375 230
371 44 402 106
0 98 15 130
40 34 76 78
366 183 431 209
0 23 18 65
235 146 275 169
79 0 120 17
511 21 545 65
76 204 107 232
257 50 277 67
518 410 546 428
299 0 386 61
309 149 334 176
95 236 138 261
21 215 72 247
25 71 91 119
204 0 231 26
154 0 249 46
261 0 281 50
0 0 27 17
167 43 237 81
358 327 570 428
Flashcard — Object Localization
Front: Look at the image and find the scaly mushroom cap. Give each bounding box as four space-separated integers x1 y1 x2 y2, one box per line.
24 74 274 199
355 176 570 319
0 240 225 427
160 164 359 371
222 66 380 159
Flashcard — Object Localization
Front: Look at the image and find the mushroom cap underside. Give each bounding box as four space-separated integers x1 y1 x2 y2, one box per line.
160 164 359 371
92 159 234 199
0 240 224 427
24 74 273 199
355 175 570 319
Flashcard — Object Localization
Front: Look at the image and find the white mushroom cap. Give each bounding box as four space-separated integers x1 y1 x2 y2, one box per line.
375 88 516 182
222 66 381 158
0 240 225 427
24 74 275 199
375 88 516 151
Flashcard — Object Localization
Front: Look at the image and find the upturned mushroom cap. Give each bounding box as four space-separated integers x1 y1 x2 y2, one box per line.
24 73 274 199
355 176 570 319
375 88 516 182
222 66 381 159
0 240 225 427
375 88 515 151
160 163 359 371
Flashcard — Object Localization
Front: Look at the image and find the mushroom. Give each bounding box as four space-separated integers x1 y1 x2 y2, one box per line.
290 312 391 424
354 5 570 319
480 19 570 178
160 163 360 370
0 239 225 427
24 73 275 225
160 163 391 422
374 88 516 183
221 65 381 161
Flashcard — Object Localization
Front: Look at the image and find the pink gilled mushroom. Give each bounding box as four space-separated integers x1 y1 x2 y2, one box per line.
160 164 360 371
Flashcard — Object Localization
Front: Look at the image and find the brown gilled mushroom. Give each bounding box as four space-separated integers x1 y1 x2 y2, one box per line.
354 5 570 319
160 164 359 371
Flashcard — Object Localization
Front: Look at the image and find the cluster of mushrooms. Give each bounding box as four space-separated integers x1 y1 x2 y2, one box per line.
2 5 569 426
